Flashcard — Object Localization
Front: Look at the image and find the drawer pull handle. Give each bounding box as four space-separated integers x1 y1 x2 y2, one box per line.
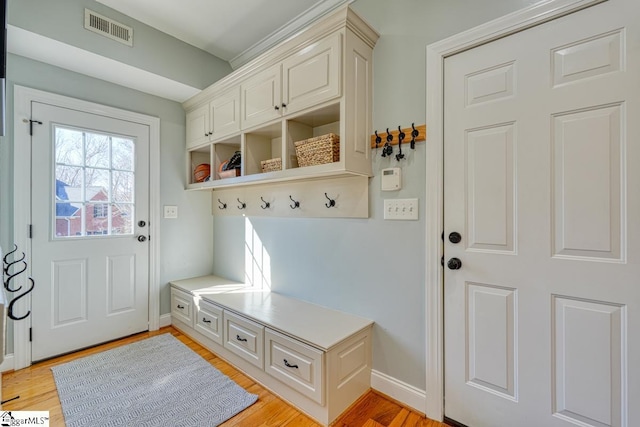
284 359 299 369
236 334 247 342
202 318 211 324
177 305 185 309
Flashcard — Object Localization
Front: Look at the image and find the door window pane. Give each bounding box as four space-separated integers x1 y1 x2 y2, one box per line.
53 126 136 239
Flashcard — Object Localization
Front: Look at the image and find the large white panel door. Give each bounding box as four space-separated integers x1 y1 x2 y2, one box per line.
30 102 150 361
443 0 639 426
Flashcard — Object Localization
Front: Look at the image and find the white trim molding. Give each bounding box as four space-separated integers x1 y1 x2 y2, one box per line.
424 0 607 421
13 85 161 369
371 370 427 414
159 313 172 328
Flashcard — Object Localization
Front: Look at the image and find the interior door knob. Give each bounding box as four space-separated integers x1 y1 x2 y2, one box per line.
447 257 462 270
137 235 147 242
449 232 462 244
138 220 146 227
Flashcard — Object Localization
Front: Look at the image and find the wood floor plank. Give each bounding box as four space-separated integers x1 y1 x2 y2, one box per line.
1 326 449 427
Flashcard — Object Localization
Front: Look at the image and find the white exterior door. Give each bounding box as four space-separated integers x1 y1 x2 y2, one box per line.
443 0 639 426
30 102 150 361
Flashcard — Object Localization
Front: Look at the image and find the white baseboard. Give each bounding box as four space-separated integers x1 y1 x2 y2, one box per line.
159 313 172 328
0 354 14 373
370 370 427 414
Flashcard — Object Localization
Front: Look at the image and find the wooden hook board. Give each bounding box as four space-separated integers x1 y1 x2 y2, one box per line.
370 124 426 149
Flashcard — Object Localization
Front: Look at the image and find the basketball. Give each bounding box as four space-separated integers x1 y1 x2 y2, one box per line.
194 163 210 182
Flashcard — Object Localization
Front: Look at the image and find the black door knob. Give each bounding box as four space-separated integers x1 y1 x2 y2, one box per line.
449 232 462 244
137 235 147 242
447 257 462 270
138 220 146 227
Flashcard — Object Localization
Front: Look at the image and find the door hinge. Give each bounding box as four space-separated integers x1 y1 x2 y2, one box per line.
28 224 33 239
28 119 43 136
29 327 32 342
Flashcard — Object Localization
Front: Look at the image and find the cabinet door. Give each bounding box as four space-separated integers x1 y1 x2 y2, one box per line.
282 33 341 115
210 88 241 139
241 64 282 130
186 104 210 149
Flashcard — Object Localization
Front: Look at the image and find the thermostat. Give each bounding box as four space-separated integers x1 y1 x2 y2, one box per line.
381 167 401 191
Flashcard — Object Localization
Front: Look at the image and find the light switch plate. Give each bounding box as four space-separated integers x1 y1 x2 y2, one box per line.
384 198 418 220
164 205 178 219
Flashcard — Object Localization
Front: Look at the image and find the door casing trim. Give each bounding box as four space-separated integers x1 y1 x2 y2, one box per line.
13 85 161 369
424 0 607 420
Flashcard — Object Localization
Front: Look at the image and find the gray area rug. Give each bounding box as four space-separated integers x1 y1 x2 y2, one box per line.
51 333 258 427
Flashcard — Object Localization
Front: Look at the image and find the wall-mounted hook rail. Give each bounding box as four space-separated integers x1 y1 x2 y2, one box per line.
370 124 426 149
324 193 336 208
260 197 270 209
396 125 405 161
217 199 227 210
237 198 246 210
289 195 300 209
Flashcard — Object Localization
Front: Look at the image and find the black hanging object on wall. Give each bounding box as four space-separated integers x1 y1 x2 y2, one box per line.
410 123 419 149
324 193 336 208
289 195 300 209
217 199 227 210
395 125 405 161
237 198 246 210
382 128 393 157
3 243 35 321
260 197 270 209
374 130 382 151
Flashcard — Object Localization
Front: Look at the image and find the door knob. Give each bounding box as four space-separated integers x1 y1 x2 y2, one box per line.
447 257 462 270
138 220 146 227
137 235 147 242
449 232 462 244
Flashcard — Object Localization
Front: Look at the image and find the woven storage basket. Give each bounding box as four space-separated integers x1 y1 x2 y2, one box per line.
294 133 340 167
261 157 282 173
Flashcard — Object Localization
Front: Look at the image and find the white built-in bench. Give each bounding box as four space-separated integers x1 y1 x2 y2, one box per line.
169 275 373 426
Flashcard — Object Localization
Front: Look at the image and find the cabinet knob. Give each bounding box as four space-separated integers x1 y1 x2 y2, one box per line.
202 317 211 324
177 304 184 309
274 105 280 110
281 103 287 108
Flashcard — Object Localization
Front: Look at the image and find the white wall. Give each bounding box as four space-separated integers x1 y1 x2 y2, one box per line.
214 0 541 391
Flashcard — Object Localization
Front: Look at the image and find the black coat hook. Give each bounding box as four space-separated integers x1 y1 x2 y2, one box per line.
289 195 300 209
7 278 34 321
410 123 419 149
396 125 405 161
324 193 336 208
260 197 270 209
382 128 393 157
374 130 382 150
217 199 227 210
237 198 246 210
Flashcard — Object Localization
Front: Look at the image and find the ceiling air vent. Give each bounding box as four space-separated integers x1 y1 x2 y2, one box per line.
84 9 133 47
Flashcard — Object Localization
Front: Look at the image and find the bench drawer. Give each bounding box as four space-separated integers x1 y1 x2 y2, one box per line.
265 328 324 404
195 299 223 345
170 288 193 326
223 310 264 369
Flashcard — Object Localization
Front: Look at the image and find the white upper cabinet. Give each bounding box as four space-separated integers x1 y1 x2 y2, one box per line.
186 104 209 149
182 6 379 190
282 33 341 115
241 64 282 130
210 87 241 139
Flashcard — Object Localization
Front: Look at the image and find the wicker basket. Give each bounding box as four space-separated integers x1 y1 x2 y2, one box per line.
261 158 282 173
294 133 340 167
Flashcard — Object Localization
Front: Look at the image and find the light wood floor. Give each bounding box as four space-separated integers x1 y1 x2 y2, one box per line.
2 326 449 427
